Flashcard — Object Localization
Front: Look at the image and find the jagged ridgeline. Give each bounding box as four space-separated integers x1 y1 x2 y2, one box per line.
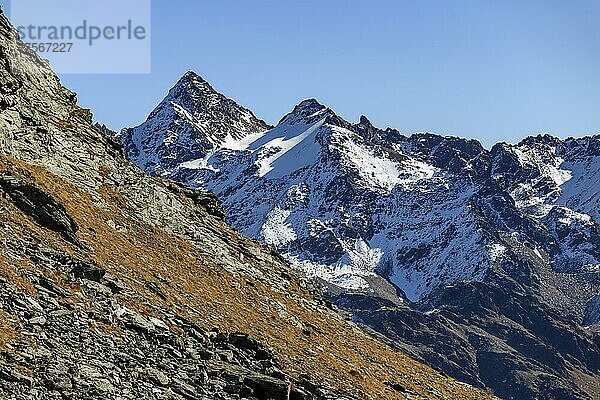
0 8 494 400
119 41 600 400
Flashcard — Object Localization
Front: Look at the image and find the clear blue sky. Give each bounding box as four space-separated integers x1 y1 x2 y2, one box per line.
6 0 600 147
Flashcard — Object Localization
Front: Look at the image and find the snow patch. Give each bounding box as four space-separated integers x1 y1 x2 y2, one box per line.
179 155 220 172
487 243 507 263
260 207 297 248
253 117 325 178
339 134 437 192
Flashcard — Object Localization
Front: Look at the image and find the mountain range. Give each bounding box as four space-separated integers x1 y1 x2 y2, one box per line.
0 9 495 400
119 70 600 400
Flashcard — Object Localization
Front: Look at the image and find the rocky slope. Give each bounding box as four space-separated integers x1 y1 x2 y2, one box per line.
0 9 494 400
121 72 600 399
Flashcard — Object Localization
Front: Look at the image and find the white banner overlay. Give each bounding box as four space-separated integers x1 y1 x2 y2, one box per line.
9 0 151 74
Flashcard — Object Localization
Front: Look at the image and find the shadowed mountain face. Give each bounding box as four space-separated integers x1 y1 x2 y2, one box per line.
0 9 495 400
121 72 600 399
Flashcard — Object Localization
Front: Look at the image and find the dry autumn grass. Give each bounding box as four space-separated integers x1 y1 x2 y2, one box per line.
0 309 18 351
0 154 494 399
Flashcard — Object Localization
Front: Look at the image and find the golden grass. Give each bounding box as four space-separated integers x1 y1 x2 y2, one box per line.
0 309 18 350
0 256 37 297
0 154 493 399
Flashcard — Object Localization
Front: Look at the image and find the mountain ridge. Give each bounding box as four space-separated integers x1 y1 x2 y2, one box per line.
0 10 495 400
119 70 600 399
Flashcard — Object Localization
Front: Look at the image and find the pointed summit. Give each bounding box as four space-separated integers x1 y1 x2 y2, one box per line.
120 72 270 174
163 71 222 109
358 115 372 127
169 71 214 97
289 98 328 118
294 98 327 112
180 70 205 81
277 98 338 127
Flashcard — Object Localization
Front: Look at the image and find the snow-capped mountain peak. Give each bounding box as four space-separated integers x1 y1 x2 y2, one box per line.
169 70 214 99
120 71 270 175
121 75 600 325
117 74 600 398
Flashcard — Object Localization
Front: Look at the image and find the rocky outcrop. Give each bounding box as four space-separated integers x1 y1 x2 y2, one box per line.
0 241 344 400
0 173 78 241
93 122 118 138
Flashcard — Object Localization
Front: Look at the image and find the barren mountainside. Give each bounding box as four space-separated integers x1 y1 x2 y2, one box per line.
121 70 600 399
0 9 494 400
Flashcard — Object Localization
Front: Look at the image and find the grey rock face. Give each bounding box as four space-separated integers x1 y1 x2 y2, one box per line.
0 174 78 241
0 238 343 400
0 8 323 398
93 123 118 138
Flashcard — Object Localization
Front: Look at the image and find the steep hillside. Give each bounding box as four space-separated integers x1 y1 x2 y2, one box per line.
0 9 492 400
121 71 600 400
